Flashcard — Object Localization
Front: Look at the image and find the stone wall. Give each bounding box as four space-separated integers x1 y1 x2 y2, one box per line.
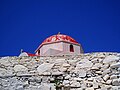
0 52 120 90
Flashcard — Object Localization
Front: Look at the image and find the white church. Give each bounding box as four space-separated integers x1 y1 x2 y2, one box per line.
19 33 83 56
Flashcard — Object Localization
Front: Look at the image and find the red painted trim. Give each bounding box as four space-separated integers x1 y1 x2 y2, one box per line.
26 52 39 56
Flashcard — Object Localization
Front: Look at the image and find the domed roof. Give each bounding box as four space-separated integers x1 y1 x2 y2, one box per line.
42 34 79 45
35 33 79 52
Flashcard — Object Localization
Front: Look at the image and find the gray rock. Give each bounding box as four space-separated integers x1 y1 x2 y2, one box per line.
96 71 102 75
67 66 74 71
67 60 78 65
49 77 54 82
52 71 63 76
118 67 120 72
87 78 93 81
76 59 93 68
27 85 40 90
78 69 86 78
0 68 14 77
110 75 118 79
102 64 110 70
54 58 65 64
0 68 7 76
110 62 120 68
106 80 112 85
63 80 70 85
28 77 42 83
103 55 120 63
0 79 9 87
65 75 71 79
62 63 70 67
16 85 24 90
101 85 112 90
112 86 120 90
103 68 111 75
73 77 83 81
112 79 120 86
80 81 86 89
103 74 110 81
1 53 120 90
93 79 99 89
59 67 67 72
70 81 80 87
91 66 99 70
14 65 28 72
42 72 51 76
39 83 55 90
0 57 11 66
37 63 54 74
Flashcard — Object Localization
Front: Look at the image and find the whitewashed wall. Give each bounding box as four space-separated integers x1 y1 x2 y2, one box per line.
36 42 82 56
62 42 80 55
40 42 63 56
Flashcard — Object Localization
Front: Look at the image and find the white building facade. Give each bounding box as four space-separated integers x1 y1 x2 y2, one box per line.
35 34 83 56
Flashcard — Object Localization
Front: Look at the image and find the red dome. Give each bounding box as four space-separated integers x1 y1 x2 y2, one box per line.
42 34 79 45
35 34 79 52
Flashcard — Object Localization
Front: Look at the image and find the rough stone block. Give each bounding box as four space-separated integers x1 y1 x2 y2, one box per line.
103 74 110 81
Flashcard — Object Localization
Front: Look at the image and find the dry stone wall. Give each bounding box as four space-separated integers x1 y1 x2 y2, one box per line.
0 52 120 90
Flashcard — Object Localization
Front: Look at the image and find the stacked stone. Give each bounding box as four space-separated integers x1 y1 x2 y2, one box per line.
0 52 120 90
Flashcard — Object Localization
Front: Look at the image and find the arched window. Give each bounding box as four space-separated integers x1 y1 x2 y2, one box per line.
38 50 40 55
70 44 74 52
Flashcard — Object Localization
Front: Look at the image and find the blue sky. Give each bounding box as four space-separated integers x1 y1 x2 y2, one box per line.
0 0 120 56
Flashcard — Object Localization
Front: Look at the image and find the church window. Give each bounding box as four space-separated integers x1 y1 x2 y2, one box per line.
70 44 74 52
38 50 40 55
